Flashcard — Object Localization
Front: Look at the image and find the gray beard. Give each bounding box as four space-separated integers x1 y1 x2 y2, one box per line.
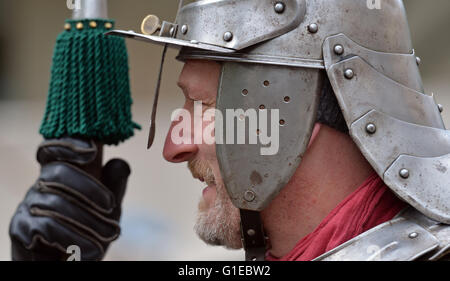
194 183 242 250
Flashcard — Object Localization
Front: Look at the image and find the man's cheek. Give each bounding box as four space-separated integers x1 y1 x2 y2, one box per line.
203 185 217 208
202 109 216 145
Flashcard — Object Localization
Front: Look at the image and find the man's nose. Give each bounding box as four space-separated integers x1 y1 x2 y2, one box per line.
163 122 198 163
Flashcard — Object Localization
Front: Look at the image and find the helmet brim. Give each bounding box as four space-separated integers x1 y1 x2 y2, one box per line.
105 30 235 53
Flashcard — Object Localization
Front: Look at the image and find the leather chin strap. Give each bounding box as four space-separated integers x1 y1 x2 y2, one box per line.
240 209 268 261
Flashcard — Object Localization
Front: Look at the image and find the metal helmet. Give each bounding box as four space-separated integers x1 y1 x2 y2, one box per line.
109 0 449 259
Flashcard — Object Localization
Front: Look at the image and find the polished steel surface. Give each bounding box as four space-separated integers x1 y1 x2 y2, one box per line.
216 62 322 210
327 57 444 129
385 153 450 224
175 0 306 50
315 208 450 261
72 0 108 19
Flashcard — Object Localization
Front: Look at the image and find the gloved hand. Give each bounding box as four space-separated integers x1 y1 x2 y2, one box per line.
9 137 130 261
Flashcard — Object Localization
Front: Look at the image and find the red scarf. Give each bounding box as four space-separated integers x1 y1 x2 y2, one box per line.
266 173 406 261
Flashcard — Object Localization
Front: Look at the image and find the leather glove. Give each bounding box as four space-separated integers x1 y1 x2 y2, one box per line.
9 137 130 261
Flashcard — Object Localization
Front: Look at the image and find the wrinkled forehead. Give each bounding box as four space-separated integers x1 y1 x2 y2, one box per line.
177 59 222 98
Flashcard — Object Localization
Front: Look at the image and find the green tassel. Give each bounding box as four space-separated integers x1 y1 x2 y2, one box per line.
40 19 141 145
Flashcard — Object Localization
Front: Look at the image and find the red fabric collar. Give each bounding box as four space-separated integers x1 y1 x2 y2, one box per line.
266 173 406 261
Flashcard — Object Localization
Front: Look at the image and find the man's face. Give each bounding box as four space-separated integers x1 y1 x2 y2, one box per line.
163 60 242 249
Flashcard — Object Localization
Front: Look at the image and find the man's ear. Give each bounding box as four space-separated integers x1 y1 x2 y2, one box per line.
307 123 322 150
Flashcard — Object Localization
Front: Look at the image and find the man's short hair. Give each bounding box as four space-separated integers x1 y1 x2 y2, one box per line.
316 76 348 134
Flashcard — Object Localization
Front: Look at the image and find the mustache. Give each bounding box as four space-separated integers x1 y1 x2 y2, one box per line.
188 159 216 184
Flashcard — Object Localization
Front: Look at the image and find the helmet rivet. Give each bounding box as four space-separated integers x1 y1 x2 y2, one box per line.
366 123 376 134
244 190 256 202
169 27 175 37
247 229 256 236
334 44 344 55
181 24 188 35
409 232 418 239
344 69 354 79
274 2 285 13
308 23 318 33
399 169 410 179
438 104 444 113
223 31 233 42
416 56 421 66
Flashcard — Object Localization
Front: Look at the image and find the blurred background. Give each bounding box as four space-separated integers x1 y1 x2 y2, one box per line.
0 0 449 260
